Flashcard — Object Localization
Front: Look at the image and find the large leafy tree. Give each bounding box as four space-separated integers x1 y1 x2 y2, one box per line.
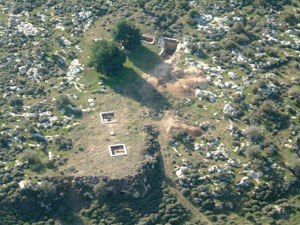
112 20 142 51
88 40 126 76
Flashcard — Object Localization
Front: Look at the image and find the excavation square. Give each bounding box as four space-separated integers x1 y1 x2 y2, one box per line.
142 34 156 44
100 111 117 124
109 144 127 157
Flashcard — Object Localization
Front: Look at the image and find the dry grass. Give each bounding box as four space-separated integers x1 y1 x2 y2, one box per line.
64 92 152 178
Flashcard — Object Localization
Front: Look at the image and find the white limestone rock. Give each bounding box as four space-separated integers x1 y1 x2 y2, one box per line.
16 22 38 36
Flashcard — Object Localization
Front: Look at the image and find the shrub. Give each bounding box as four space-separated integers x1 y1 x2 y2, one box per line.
257 79 267 88
187 42 199 55
232 33 250 45
252 158 265 170
21 150 39 164
288 158 300 178
93 180 107 198
288 87 300 107
181 188 190 197
0 133 10 148
243 48 255 58
246 126 264 143
260 101 276 115
247 145 261 158
36 181 58 202
265 46 278 57
186 16 196 26
201 199 214 210
262 138 273 148
56 95 71 109
232 93 244 103
88 40 126 76
9 96 23 107
265 147 277 157
283 12 298 25
232 22 245 34
112 20 142 51
187 9 199 19
221 39 237 50
134 0 146 8
177 0 190 11
55 135 72 150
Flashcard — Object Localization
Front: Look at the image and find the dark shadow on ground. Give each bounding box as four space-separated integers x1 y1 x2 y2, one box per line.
128 45 162 73
57 214 84 225
103 66 170 111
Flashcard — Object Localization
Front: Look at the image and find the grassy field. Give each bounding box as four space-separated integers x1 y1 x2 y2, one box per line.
62 21 167 178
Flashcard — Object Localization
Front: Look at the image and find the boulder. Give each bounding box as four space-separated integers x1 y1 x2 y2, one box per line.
196 89 217 102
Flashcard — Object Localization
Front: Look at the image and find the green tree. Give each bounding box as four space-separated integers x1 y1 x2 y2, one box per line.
89 40 126 76
112 20 142 51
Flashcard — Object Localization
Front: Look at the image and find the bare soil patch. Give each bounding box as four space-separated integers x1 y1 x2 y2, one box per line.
146 62 207 98
160 113 202 138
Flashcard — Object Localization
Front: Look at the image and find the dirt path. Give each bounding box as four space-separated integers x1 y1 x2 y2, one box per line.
155 115 213 225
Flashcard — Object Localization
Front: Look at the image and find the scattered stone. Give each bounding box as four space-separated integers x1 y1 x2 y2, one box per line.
196 89 217 102
16 22 38 36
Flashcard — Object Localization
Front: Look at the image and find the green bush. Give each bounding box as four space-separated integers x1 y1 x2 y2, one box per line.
9 96 23 107
232 33 250 45
232 22 245 34
288 158 300 178
243 48 255 58
56 95 82 117
36 181 58 202
187 42 200 56
93 180 107 198
265 147 277 157
56 95 71 109
221 39 237 50
260 101 276 116
21 150 39 164
246 126 264 143
289 87 300 107
283 12 298 25
265 46 278 57
133 0 146 8
187 9 199 19
247 145 261 158
55 135 72 150
0 133 10 148
257 79 267 88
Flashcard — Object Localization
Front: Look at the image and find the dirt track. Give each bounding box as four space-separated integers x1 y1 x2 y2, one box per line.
155 114 212 225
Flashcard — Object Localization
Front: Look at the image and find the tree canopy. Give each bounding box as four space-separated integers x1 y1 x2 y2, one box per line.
88 40 126 76
112 20 142 51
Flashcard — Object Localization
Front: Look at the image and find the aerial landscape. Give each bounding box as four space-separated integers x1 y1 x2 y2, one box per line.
0 0 300 224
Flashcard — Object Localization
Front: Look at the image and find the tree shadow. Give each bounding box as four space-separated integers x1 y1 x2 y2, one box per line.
128 45 162 73
103 66 171 111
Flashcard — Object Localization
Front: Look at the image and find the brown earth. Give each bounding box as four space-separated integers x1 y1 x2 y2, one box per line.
145 56 207 98
160 112 202 138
